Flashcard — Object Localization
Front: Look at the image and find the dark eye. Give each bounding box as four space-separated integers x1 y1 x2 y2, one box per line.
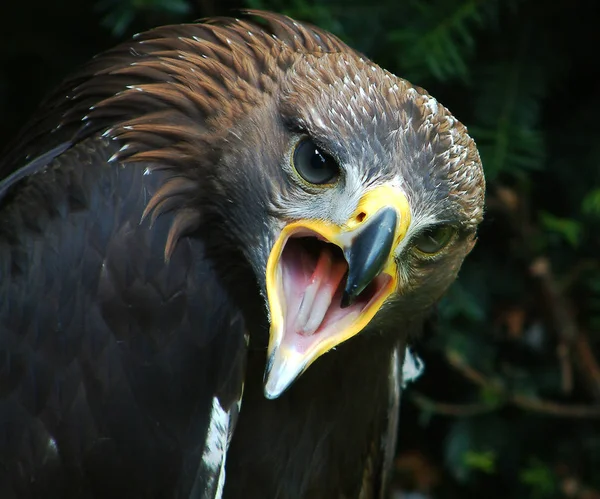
413 225 456 254
292 138 340 185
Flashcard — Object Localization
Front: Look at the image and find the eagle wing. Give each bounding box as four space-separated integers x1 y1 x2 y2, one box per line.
0 136 247 498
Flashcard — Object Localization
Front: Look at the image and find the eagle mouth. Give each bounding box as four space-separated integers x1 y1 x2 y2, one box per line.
263 186 410 399
276 230 392 355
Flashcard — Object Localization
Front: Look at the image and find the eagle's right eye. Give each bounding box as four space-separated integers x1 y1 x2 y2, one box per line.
293 138 340 186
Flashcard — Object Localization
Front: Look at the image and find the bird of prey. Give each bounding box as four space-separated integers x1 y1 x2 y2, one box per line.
0 10 484 499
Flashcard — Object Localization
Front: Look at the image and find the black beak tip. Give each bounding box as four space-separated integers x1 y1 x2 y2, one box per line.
340 290 352 309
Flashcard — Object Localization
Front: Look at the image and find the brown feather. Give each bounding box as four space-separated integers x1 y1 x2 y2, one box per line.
141 177 198 224
164 208 201 261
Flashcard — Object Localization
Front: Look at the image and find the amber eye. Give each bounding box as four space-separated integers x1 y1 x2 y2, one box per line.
413 225 456 254
293 138 340 185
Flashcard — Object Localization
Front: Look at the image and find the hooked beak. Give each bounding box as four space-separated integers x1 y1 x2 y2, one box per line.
263 185 411 399
341 206 398 308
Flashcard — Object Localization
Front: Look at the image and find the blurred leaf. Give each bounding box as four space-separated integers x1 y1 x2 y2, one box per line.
445 416 509 482
471 62 546 179
463 449 497 474
96 0 190 36
582 188 600 217
388 0 489 82
478 385 505 408
438 281 486 323
519 459 556 498
539 211 582 247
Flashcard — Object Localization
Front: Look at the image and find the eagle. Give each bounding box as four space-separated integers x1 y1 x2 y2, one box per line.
0 11 484 499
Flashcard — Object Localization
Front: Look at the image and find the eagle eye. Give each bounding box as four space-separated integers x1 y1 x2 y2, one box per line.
292 138 340 185
413 225 456 255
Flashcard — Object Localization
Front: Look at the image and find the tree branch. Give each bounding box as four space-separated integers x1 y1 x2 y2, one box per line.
445 350 600 418
531 257 600 402
410 393 497 417
490 188 600 403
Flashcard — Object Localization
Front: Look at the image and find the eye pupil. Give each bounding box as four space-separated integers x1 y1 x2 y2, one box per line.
293 138 340 185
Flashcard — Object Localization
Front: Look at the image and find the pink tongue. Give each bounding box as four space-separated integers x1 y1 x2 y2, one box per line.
282 246 347 337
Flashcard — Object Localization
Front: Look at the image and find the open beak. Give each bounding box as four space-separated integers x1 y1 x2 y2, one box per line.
263 185 411 399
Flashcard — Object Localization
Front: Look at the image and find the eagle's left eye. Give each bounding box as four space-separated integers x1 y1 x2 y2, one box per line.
293 138 340 185
413 225 456 255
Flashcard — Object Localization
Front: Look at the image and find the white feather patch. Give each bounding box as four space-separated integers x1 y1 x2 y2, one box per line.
402 347 424 385
200 396 233 499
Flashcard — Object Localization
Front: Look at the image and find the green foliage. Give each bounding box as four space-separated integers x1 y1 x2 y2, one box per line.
463 450 496 475
388 0 482 81
520 460 557 499
445 416 508 481
539 212 582 247
97 0 190 36
582 189 600 217
470 58 547 180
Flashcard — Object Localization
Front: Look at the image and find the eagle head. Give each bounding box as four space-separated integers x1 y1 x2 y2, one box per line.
35 11 484 399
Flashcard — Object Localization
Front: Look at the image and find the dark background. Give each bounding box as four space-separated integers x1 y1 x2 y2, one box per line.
1 0 599 497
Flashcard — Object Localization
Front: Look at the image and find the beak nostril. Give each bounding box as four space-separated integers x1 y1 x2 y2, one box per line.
355 212 366 223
